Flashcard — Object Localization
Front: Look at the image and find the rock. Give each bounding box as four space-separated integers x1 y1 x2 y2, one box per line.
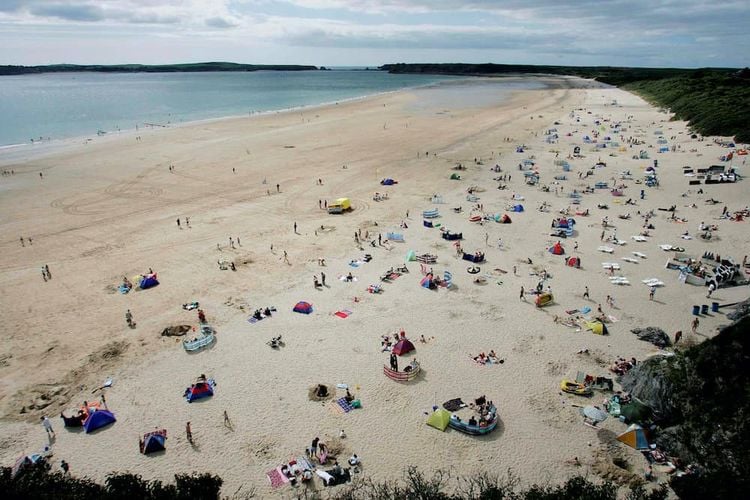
33 398 51 410
630 326 671 348
619 356 676 422
726 298 750 321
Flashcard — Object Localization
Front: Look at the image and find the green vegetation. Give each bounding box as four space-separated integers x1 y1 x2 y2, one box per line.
624 70 750 143
1 462 669 500
0 62 318 75
379 64 750 142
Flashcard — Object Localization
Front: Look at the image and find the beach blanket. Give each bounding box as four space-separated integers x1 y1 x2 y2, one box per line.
337 398 354 413
580 306 592 314
118 285 131 294
334 310 352 319
266 467 290 488
247 314 270 324
348 260 363 268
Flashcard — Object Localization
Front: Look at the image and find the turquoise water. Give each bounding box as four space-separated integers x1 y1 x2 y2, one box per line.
0 70 459 147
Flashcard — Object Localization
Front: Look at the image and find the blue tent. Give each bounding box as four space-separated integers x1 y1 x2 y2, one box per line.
380 178 396 185
512 204 524 212
186 381 214 402
83 410 116 433
142 431 167 454
140 275 159 289
293 301 313 314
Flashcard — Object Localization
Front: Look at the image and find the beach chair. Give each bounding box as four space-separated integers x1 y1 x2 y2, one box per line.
632 252 647 259
631 235 647 242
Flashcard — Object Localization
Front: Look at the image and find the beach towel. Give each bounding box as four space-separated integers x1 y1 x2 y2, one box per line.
580 306 592 314
247 314 269 324
337 398 354 413
334 310 352 319
348 260 362 268
266 467 290 488
118 285 130 294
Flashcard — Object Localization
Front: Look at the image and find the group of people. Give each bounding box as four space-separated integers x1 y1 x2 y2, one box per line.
471 350 504 365
610 357 638 376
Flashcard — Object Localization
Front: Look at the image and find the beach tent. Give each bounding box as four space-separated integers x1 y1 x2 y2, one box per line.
617 424 649 450
139 274 159 289
512 204 524 212
586 321 609 335
566 257 581 267
535 293 554 308
186 381 214 402
420 275 433 289
142 430 167 454
619 400 652 423
380 178 397 185
83 409 116 433
405 250 416 262
450 173 461 180
392 338 415 356
293 301 313 314
549 242 565 255
426 409 451 431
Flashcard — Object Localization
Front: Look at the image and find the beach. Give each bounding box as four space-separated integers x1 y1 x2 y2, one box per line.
1 75 748 496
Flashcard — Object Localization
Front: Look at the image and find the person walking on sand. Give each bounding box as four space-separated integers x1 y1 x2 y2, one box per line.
276 183 280 193
583 286 589 299
321 272 326 286
674 330 683 345
41 416 55 439
692 317 699 334
186 421 193 444
649 286 656 301
223 410 231 428
20 236 24 247
283 250 289 264
520 286 525 301
706 282 715 298
41 266 48 282
293 222 297 234
125 309 134 328
176 218 181 229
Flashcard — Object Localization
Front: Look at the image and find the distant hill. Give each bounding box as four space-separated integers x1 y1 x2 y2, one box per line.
379 63 749 142
0 62 319 75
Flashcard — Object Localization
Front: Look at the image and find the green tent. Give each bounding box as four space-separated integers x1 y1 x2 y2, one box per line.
450 173 461 180
405 250 416 262
426 409 451 431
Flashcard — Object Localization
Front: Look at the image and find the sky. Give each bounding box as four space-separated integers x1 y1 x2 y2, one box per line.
0 0 747 68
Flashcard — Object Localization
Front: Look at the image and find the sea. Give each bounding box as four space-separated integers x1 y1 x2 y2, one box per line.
0 70 545 150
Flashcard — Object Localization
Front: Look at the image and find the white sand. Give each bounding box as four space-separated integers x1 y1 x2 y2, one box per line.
1 76 748 496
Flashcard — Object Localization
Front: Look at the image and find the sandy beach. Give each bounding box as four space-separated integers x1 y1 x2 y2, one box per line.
1 75 748 497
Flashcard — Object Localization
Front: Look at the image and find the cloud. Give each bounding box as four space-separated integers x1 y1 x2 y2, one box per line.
29 3 105 22
205 16 236 28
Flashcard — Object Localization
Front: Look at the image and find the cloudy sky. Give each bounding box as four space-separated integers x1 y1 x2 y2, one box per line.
0 0 747 68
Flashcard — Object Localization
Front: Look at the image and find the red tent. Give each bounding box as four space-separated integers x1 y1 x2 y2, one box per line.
392 338 415 356
549 242 565 255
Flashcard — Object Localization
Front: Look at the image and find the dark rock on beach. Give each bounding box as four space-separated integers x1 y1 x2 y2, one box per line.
630 326 671 348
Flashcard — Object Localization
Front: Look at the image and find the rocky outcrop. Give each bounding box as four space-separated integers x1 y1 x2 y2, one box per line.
619 356 677 422
630 326 671 348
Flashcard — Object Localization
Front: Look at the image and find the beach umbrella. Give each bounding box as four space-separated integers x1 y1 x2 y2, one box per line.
580 406 608 423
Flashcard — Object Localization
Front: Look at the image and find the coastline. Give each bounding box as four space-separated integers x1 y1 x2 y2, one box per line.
1 74 746 496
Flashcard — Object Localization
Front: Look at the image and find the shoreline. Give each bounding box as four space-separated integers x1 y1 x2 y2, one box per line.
0 74 562 167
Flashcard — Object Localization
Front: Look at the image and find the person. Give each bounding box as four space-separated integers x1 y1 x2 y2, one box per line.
339 429 346 438
519 286 525 300
20 236 25 247
345 389 354 403
60 460 70 474
390 352 398 371
223 410 231 427
332 461 343 475
707 282 715 298
42 266 48 282
346 272 353 282
198 309 206 323
41 416 55 438
276 183 280 193
45 264 51 279
692 317 699 333
321 272 326 286
125 309 133 327
313 275 320 288
348 454 360 466
293 221 297 233
230 262 236 271
302 468 313 481
468 416 478 426
177 218 181 228
674 330 683 345
186 421 193 444
649 286 656 300
310 437 320 457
